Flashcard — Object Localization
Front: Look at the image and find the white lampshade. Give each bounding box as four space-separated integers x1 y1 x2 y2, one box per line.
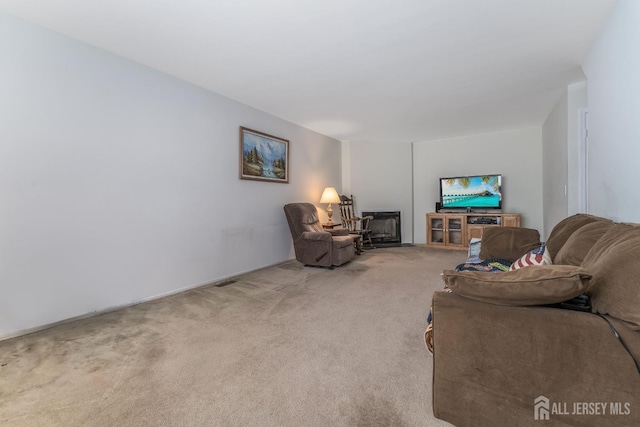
320 187 340 204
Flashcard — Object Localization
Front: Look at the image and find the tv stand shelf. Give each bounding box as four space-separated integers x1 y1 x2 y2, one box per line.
426 212 520 249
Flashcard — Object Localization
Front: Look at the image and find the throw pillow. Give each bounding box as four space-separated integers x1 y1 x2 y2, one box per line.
479 227 541 262
509 244 552 271
442 265 592 306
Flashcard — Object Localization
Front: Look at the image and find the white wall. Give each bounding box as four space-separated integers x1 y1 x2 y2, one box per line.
582 0 640 222
0 13 341 338
412 128 544 243
342 141 413 243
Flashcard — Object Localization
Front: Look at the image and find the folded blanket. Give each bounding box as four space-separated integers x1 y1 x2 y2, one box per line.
454 258 512 273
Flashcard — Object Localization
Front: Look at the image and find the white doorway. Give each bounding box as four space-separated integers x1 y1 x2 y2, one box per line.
578 109 589 213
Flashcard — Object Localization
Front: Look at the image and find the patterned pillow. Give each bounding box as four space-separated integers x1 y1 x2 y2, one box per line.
509 244 552 271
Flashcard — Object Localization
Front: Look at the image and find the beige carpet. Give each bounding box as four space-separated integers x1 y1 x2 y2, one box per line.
0 246 464 427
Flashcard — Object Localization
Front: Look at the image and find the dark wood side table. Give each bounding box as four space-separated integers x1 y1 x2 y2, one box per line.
322 222 340 229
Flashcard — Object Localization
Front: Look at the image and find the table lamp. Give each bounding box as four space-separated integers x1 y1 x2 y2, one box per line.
320 187 341 225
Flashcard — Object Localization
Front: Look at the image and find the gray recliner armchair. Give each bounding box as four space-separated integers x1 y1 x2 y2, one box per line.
283 202 357 267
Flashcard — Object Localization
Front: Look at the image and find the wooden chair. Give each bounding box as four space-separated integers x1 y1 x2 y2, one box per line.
338 195 375 250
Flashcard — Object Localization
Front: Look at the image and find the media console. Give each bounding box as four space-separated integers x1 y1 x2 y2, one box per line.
426 212 521 249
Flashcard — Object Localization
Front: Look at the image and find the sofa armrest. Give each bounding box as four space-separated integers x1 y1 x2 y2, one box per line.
432 291 640 426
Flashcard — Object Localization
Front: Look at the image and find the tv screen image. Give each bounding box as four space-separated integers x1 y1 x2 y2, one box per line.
440 174 502 209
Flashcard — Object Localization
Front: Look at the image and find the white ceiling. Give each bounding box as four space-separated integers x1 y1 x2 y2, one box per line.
0 0 616 143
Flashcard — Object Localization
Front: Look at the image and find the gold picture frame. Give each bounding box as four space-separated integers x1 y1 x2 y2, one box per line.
239 127 289 183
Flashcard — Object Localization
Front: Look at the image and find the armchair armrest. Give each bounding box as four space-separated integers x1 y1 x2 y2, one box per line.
301 231 332 242
328 228 350 236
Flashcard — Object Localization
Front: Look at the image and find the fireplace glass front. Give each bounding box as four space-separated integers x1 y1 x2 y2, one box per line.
362 211 401 247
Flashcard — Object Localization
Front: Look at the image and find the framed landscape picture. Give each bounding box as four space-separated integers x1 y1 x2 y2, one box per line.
240 127 289 183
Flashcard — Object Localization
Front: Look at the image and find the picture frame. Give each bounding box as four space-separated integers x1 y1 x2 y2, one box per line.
239 127 289 183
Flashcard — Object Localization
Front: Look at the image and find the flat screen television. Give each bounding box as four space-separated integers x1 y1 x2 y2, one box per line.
439 174 502 210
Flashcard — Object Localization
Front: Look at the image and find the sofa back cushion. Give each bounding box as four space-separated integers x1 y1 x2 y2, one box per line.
554 220 614 266
582 223 640 328
479 227 541 262
546 214 608 261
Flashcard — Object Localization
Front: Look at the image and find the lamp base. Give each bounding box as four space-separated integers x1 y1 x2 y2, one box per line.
327 203 335 223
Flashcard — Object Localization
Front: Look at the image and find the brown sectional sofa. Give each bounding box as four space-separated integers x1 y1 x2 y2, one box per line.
431 214 640 426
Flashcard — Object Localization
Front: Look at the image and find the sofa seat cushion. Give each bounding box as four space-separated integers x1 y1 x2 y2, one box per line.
554 220 614 266
545 214 610 261
442 265 592 306
582 223 640 328
478 227 541 262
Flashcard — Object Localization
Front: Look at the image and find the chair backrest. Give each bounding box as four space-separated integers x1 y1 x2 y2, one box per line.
339 195 357 232
283 203 323 239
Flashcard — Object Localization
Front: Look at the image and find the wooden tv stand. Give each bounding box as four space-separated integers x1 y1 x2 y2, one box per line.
426 212 521 249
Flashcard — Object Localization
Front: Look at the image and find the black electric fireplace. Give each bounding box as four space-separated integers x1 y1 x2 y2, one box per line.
362 211 402 247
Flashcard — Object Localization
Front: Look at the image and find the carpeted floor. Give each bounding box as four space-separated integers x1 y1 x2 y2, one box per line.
0 246 464 427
